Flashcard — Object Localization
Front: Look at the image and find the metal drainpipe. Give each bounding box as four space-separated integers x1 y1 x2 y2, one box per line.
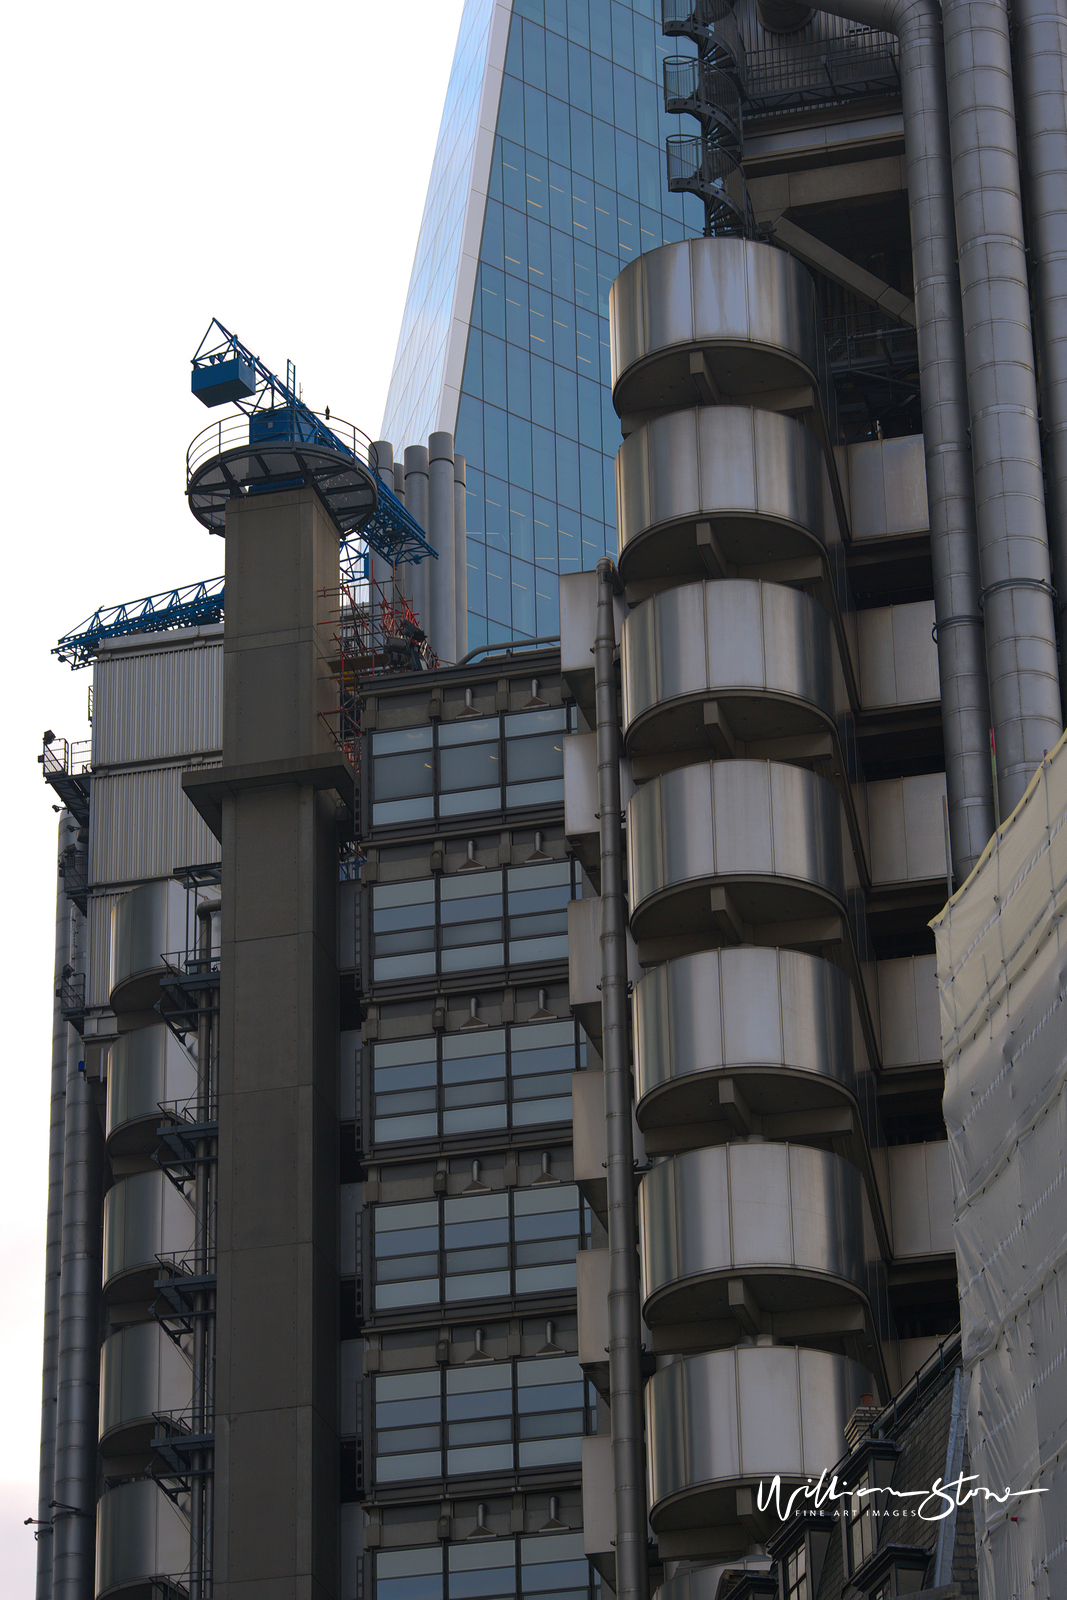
52 1009 104 1600
820 0 995 875
36 817 72 1600
1011 0 1067 700
191 900 217 1600
941 0 1063 810
594 557 649 1600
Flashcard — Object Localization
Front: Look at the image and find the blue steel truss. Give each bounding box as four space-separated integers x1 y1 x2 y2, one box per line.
191 320 436 567
54 549 369 670
54 579 226 669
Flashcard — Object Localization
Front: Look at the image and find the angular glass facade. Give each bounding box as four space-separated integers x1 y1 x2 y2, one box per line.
383 0 703 650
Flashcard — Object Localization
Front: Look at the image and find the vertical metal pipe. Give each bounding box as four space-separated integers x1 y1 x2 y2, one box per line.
429 432 457 663
941 0 1063 810
1011 0 1067 697
454 453 469 661
190 901 217 1600
404 445 430 629
36 815 72 1600
52 1001 103 1600
821 0 995 873
370 439 398 597
594 557 649 1600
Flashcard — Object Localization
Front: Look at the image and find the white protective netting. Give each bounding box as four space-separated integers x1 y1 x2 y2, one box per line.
933 729 1067 1600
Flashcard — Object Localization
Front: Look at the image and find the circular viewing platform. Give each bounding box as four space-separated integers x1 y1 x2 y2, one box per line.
186 407 379 536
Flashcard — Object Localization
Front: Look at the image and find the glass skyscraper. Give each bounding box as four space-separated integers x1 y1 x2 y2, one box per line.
382 0 703 650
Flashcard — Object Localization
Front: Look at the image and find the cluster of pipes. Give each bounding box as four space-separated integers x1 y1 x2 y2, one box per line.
810 0 1067 879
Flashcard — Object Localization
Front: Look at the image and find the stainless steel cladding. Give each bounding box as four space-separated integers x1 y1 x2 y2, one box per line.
846 436 930 540
645 1345 874 1541
106 1025 198 1156
632 948 857 1131
638 1144 867 1326
857 601 940 710
609 238 821 417
621 580 835 752
109 879 189 1012
866 772 949 886
101 1170 195 1303
90 637 222 768
95 1480 190 1598
615 407 834 582
89 764 221 888
941 0 1063 811
98 1322 193 1455
626 760 845 940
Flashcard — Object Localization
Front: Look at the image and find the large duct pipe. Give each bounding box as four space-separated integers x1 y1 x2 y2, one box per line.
595 557 649 1600
36 817 72 1600
370 439 398 596
821 0 995 873
941 0 1063 810
403 445 430 631
429 432 457 664
454 453 469 661
52 1021 103 1600
1012 0 1067 698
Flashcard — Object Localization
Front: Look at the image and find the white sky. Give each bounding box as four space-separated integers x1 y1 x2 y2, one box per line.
0 3 465 1590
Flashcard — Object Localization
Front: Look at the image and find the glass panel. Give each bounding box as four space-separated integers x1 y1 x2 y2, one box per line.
373 797 436 826
376 1450 442 1481
375 750 435 801
373 952 437 981
441 742 500 791
442 871 504 901
372 728 434 756
373 882 436 913
376 1279 440 1308
438 720 500 746
506 780 565 807
439 788 501 816
504 709 567 736
442 945 505 973
374 1112 439 1142
515 1262 577 1294
446 1270 512 1300
507 731 565 782
447 1442 514 1474
375 1201 438 1232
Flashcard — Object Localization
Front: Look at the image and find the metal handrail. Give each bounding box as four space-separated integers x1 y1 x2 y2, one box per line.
43 738 92 777
186 407 376 484
661 0 746 82
664 57 744 140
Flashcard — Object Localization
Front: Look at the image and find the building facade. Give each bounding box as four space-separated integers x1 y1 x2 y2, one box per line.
34 1 1067 1599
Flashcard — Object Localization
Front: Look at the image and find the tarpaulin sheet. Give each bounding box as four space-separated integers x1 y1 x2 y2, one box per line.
933 730 1067 1600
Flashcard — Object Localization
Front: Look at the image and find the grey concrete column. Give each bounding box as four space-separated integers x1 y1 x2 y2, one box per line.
429 431 456 663
454 454 469 662
942 0 1063 809
213 487 341 1600
52 1021 103 1600
36 819 71 1600
403 445 430 630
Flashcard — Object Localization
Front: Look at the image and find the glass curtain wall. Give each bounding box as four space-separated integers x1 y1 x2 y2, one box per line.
458 0 703 647
383 0 703 650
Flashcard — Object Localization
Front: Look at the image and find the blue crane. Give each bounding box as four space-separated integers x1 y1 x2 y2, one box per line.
189 319 436 569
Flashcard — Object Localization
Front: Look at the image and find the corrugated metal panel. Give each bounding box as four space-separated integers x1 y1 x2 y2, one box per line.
89 765 221 888
91 640 222 767
87 891 125 1008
